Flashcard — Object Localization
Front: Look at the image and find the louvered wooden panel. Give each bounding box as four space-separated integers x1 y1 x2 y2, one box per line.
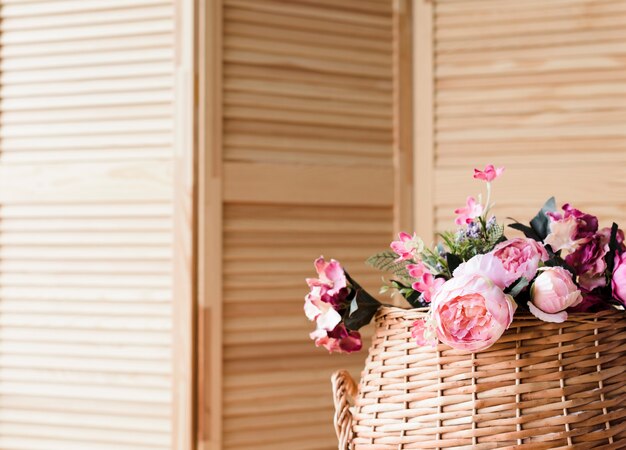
418 0 626 236
222 204 391 450
200 1 397 449
0 1 179 449
222 0 393 168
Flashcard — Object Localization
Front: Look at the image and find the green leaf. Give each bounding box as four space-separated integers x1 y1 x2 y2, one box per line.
391 280 428 308
486 223 505 249
508 221 541 241
606 222 620 275
530 197 556 241
344 292 381 330
507 277 529 298
365 250 411 281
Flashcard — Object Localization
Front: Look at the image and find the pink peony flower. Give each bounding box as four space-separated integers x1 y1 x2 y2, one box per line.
412 272 445 303
411 318 438 347
454 196 483 226
612 251 626 306
453 253 511 289
529 267 583 323
565 233 609 291
491 238 549 286
390 232 424 262
431 274 517 352
473 164 504 182
310 323 362 354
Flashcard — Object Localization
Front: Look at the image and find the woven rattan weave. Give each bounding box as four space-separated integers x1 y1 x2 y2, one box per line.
332 306 626 449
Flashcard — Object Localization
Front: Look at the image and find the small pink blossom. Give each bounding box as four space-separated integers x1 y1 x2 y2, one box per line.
411 318 437 347
431 274 517 352
473 164 504 182
454 196 483 226
529 267 582 323
407 262 428 279
491 238 549 286
412 273 445 303
390 232 424 261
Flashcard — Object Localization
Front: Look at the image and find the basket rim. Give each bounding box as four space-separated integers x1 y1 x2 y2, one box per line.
376 304 625 322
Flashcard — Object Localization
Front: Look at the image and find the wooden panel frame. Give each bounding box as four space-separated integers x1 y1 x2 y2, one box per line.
413 0 435 241
173 0 197 449
197 0 224 449
393 0 414 233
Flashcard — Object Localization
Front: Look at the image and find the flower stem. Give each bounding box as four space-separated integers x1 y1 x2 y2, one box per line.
484 182 492 219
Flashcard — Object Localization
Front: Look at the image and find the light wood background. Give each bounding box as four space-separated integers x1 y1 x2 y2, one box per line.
414 0 626 240
2 0 623 449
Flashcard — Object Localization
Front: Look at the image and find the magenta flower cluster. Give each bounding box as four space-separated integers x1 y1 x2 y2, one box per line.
304 257 361 354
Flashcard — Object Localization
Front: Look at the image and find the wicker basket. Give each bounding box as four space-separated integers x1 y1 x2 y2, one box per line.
332 306 626 449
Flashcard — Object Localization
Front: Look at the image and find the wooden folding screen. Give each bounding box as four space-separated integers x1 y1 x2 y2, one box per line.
0 1 193 448
199 1 403 449
415 0 626 239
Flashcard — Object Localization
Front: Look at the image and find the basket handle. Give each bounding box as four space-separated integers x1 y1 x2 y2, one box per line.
331 370 357 450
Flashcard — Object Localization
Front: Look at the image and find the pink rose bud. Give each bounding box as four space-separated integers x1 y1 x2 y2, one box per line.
529 267 583 323
491 238 549 286
431 274 517 352
612 252 626 306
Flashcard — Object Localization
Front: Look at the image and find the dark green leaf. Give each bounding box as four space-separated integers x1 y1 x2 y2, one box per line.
606 222 620 275
544 257 576 277
529 197 556 241
507 221 541 241
344 292 381 330
446 253 463 274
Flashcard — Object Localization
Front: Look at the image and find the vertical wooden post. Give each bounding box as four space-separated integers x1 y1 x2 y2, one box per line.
197 0 223 449
393 0 414 234
173 0 197 449
413 0 435 242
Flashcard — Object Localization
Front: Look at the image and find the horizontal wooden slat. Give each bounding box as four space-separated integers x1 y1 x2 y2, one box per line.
223 162 393 205
0 161 171 203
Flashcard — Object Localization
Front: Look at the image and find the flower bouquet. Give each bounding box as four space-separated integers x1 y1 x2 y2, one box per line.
304 166 626 449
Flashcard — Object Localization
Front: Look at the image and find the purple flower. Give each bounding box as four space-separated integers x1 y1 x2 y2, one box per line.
311 323 362 353
568 291 606 313
565 233 609 291
545 204 599 255
547 204 598 240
